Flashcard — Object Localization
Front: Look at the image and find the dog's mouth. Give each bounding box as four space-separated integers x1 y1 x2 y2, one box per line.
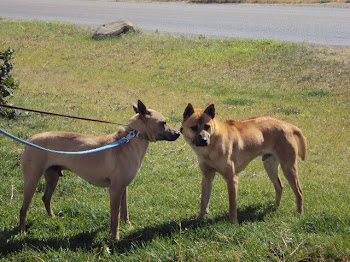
193 136 210 147
159 129 180 141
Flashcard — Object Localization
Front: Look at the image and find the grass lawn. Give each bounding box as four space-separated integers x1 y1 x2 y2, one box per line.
0 20 349 261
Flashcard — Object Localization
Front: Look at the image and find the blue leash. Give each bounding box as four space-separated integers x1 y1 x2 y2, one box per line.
0 128 137 155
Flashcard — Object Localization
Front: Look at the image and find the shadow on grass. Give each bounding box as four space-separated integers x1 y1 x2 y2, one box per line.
0 202 276 256
0 225 102 257
117 201 276 253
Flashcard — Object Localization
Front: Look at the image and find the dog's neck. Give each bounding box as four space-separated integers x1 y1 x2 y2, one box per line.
125 126 148 141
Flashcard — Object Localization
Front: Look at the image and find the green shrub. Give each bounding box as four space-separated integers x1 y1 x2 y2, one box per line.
0 48 19 118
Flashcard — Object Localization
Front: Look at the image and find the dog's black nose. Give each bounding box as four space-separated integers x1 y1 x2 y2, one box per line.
174 130 180 139
195 136 209 147
167 129 180 141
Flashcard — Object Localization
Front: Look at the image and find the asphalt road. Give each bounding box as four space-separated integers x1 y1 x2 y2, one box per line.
1 0 349 48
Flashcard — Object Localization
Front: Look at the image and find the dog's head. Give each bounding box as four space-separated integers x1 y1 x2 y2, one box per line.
129 100 180 142
181 103 215 147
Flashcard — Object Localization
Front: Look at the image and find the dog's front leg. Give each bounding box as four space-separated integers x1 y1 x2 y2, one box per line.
120 187 129 222
198 164 216 220
109 185 125 241
223 167 239 224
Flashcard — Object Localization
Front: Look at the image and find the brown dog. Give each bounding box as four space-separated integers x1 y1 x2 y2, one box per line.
181 103 306 223
20 100 180 240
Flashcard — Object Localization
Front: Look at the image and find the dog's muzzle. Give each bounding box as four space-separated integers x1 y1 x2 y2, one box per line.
164 129 180 141
172 129 181 141
194 135 209 147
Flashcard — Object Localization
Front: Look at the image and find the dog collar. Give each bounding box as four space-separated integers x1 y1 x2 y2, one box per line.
135 130 148 140
126 126 148 141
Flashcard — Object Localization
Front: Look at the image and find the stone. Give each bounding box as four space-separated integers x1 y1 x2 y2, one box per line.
92 21 134 39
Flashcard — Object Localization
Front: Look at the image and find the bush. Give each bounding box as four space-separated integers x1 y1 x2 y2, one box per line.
0 48 19 118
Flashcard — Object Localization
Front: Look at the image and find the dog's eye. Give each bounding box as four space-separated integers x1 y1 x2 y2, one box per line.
160 121 167 126
191 125 198 132
204 124 210 131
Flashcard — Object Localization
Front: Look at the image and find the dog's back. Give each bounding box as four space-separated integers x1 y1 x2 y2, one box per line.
224 116 306 161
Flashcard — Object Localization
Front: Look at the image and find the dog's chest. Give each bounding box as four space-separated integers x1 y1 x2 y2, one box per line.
194 146 228 171
85 176 111 187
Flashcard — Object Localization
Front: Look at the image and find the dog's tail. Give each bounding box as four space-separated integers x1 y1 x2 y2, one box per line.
293 129 307 161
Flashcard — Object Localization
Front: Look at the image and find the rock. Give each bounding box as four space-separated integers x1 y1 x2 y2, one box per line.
92 21 134 39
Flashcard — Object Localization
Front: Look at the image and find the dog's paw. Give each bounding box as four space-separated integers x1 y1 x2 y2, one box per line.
229 217 239 224
197 211 208 220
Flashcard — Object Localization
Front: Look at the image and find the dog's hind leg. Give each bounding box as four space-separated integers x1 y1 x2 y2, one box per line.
20 165 44 232
42 166 61 217
263 155 283 206
277 144 303 214
281 162 303 214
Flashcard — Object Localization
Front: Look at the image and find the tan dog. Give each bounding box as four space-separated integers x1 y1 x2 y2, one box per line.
181 103 306 224
20 100 180 240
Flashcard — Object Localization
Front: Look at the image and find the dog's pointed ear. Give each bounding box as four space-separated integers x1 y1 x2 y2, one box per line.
133 100 150 116
183 103 194 121
204 104 215 119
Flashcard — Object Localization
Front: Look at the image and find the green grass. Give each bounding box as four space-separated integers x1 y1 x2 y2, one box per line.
0 20 349 261
223 98 256 106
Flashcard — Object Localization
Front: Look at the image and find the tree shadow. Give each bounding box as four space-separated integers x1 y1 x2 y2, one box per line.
0 202 276 256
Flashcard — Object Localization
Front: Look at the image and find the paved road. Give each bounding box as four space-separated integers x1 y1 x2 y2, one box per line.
1 0 349 48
